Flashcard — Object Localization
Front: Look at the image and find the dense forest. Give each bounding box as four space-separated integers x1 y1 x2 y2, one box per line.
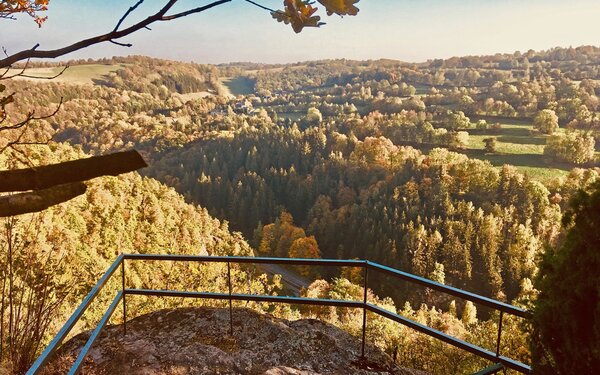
2 47 600 373
0 142 283 372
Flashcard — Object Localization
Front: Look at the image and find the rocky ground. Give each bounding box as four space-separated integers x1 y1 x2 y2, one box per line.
44 307 427 375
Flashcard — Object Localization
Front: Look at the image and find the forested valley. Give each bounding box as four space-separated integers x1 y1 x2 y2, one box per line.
3 48 600 373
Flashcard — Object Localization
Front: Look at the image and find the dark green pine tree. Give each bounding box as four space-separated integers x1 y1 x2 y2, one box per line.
532 182 600 374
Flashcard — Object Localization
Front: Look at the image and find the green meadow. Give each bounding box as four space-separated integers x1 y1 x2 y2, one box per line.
10 64 126 85
466 116 572 182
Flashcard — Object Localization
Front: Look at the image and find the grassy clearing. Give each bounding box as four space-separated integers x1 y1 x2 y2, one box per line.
414 84 431 95
468 118 545 155
220 76 255 96
464 116 576 182
176 91 215 101
9 64 126 85
276 112 304 121
244 65 307 75
512 166 570 182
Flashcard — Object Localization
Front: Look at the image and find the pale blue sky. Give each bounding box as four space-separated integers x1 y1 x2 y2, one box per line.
2 0 600 64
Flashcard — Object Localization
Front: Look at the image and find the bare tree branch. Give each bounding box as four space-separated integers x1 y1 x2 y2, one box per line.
0 56 31 79
109 40 133 48
161 0 234 21
244 0 279 14
0 97 63 133
113 0 146 32
0 128 53 158
3 65 69 80
0 0 233 68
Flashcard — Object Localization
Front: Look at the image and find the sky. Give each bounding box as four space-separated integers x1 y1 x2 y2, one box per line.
1 0 600 64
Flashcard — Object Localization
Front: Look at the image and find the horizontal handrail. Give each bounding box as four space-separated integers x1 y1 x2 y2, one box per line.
367 261 530 318
30 254 532 375
123 254 529 318
124 288 531 373
474 363 504 375
367 304 528 373
123 253 366 267
126 289 364 308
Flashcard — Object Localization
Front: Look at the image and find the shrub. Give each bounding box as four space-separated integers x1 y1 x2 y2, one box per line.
544 132 595 165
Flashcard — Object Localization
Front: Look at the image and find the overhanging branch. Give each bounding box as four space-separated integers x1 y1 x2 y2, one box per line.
0 182 87 217
0 0 233 68
0 150 147 192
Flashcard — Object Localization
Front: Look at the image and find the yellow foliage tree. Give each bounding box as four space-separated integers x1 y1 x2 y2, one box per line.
288 235 321 276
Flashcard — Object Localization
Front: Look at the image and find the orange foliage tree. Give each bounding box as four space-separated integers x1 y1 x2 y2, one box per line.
0 0 49 26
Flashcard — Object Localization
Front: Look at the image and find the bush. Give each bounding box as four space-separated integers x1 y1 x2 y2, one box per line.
543 132 595 165
475 119 488 129
483 137 497 153
534 109 559 135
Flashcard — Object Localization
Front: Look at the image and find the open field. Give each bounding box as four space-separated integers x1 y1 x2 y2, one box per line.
220 76 255 96
276 111 304 121
414 84 431 95
244 64 307 75
8 64 126 85
175 91 215 101
468 117 546 156
465 116 579 182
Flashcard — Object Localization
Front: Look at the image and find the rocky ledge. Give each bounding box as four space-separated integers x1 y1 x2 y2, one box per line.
44 307 425 375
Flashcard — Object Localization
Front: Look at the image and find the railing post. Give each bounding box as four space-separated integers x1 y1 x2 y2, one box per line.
227 261 233 335
361 261 369 359
121 258 127 336
495 311 504 357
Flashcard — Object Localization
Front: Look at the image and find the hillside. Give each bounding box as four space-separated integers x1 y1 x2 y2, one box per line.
0 143 265 373
3 48 600 373
8 64 126 85
43 307 424 375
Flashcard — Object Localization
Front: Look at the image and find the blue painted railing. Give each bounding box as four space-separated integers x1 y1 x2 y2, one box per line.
28 254 531 375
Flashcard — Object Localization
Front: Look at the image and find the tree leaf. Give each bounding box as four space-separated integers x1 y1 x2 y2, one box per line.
317 0 360 16
272 0 325 33
0 0 50 27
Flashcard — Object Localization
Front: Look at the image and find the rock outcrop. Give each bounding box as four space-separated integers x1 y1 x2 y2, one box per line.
44 307 425 375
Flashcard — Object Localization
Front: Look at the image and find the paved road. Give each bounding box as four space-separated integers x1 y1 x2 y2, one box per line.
259 263 310 296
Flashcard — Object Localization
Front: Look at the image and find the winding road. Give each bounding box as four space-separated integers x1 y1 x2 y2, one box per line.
259 263 310 296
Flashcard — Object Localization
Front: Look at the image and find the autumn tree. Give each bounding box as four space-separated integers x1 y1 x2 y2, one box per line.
544 132 596 165
461 301 477 326
288 235 321 276
305 107 323 126
349 136 399 167
533 109 559 134
446 131 469 150
0 0 49 26
446 111 471 130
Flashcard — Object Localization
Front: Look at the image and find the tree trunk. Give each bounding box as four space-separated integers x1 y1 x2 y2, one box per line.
0 150 147 193
0 182 87 217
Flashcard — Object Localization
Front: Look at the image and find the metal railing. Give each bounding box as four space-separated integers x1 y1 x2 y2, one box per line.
28 254 532 375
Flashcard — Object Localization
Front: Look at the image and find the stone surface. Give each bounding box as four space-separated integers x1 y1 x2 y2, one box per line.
44 307 426 375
